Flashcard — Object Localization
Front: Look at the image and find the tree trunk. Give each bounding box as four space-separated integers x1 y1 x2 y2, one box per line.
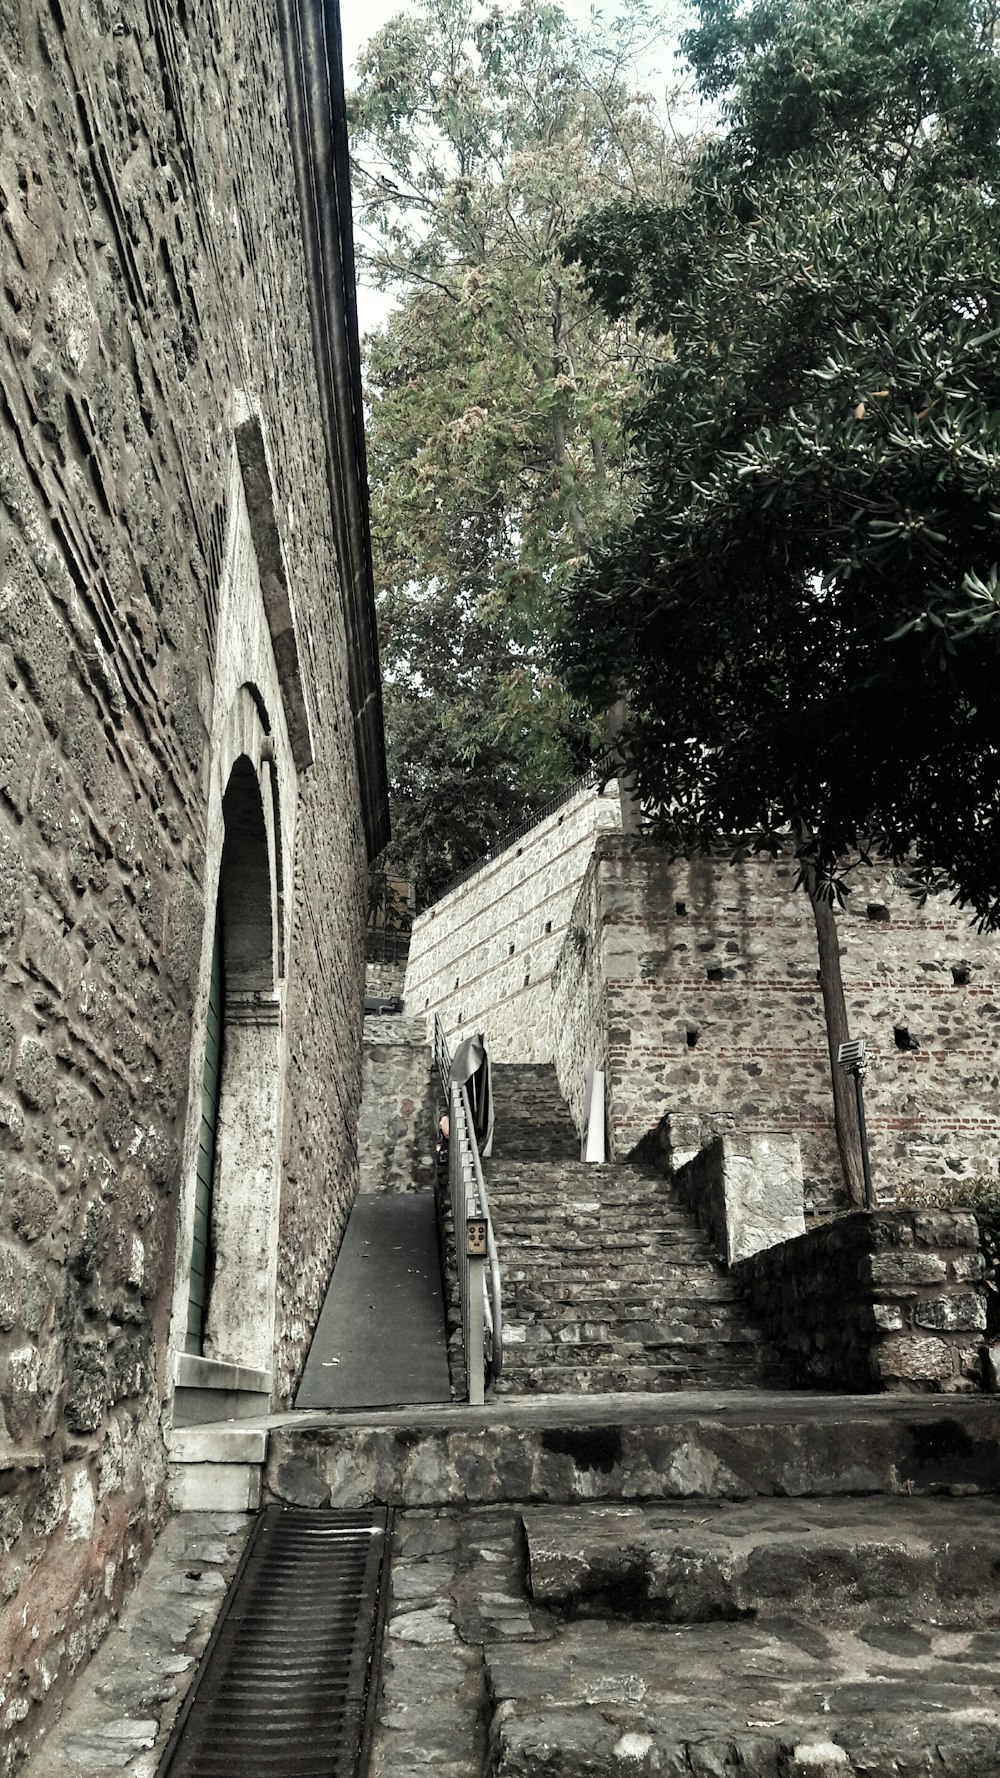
809 888 866 1208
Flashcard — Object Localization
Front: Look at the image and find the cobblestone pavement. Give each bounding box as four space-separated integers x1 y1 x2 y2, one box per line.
370 1506 552 1778
20 1513 250 1778
373 1497 1000 1778
17 1490 1000 1778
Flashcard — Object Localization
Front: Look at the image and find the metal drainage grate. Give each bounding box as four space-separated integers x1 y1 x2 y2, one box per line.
157 1506 391 1778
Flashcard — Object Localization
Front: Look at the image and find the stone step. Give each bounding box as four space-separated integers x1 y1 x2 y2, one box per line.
496 1363 786 1395
489 1063 580 1165
485 1618 1000 1778
487 1166 661 1191
521 1497 1000 1625
489 1200 685 1222
264 1394 1000 1511
501 1317 769 1348
497 1230 712 1254
506 1279 742 1308
505 1259 716 1284
505 1301 740 1329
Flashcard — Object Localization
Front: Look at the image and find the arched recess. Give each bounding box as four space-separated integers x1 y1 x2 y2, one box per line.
180 683 289 1376
168 436 302 1413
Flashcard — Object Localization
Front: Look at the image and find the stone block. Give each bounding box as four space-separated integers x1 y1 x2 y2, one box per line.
167 1425 268 1464
5 1165 58 1241
950 1251 986 1283
0 1242 24 1332
0 673 33 818
1 1342 41 1435
65 1336 108 1432
722 1134 804 1263
911 1210 980 1249
864 1251 949 1290
14 1036 56 1112
167 1462 262 1513
869 1302 904 1333
872 1334 956 1386
913 1292 987 1333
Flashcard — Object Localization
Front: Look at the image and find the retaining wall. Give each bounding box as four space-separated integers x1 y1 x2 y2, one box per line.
403 780 622 1062
735 1211 987 1393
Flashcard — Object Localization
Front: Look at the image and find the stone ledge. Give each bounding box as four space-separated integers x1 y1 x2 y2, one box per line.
263 1393 1000 1509
167 1424 269 1465
168 1462 263 1513
171 1351 273 1395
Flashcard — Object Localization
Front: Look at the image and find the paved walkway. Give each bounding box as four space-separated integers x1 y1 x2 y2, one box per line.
295 1192 451 1410
24 1393 1000 1776
21 1513 250 1778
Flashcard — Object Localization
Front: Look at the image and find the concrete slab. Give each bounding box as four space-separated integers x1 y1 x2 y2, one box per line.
295 1191 451 1410
167 1425 267 1464
168 1461 262 1512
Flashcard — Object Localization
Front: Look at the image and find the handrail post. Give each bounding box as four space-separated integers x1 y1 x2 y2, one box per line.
436 1017 502 1401
466 1248 485 1406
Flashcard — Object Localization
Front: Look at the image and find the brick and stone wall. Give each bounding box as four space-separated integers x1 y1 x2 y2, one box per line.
734 1210 987 1392
553 837 1000 1204
403 779 622 1062
0 2 370 1765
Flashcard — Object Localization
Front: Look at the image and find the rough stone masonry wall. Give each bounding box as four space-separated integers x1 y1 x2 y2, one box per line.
734 1210 987 1393
549 846 608 1139
0 2 366 1767
403 780 622 1062
357 1015 437 1196
553 837 1000 1203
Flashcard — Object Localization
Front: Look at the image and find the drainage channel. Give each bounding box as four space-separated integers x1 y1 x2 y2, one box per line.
157 1505 392 1778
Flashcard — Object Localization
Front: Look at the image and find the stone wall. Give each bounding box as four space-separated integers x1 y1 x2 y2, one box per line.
0 2 371 1766
553 837 1000 1204
403 779 622 1062
357 1016 437 1196
734 1210 987 1392
549 850 607 1139
672 1134 806 1265
366 960 407 1001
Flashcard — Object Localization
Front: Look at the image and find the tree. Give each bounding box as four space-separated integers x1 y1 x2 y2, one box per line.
561 0 1000 1201
350 0 684 902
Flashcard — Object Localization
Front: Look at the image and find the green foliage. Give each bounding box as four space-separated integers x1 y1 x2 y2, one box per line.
892 1173 1000 1218
351 0 684 904
562 0 1000 924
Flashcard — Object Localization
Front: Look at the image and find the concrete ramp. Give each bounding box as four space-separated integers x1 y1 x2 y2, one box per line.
295 1193 451 1409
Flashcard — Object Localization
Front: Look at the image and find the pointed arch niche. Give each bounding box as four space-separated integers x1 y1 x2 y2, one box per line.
168 421 309 1422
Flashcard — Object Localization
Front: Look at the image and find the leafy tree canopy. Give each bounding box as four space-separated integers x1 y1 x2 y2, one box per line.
561 0 1000 926
350 0 684 904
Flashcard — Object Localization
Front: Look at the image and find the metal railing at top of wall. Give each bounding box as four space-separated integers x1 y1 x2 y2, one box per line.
433 1014 502 1405
431 753 619 907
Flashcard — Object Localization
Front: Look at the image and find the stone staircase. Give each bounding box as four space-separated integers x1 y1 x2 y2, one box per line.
486 1064 788 1394
489 1062 582 1163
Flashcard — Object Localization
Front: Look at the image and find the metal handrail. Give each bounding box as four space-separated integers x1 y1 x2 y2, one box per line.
433 1015 503 1401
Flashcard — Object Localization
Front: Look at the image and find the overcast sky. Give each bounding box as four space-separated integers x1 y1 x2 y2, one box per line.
341 0 625 75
